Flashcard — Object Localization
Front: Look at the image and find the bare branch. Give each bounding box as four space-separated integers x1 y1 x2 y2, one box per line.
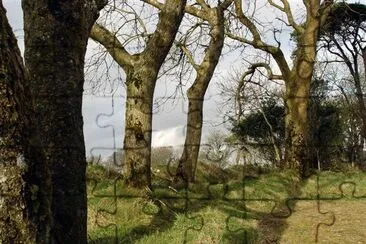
248 63 283 80
140 0 164 10
179 44 199 70
268 0 304 34
90 23 134 69
267 0 284 11
220 0 234 9
196 0 210 10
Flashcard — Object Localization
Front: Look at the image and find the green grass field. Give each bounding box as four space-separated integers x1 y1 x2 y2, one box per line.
86 164 366 243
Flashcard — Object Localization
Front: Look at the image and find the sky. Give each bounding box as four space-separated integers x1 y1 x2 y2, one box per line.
3 0 227 158
3 0 365 159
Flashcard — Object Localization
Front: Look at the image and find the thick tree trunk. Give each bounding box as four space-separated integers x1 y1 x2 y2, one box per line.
0 4 33 242
22 0 105 242
123 67 155 187
284 80 311 175
284 19 319 176
0 2 53 242
90 0 186 188
122 0 186 188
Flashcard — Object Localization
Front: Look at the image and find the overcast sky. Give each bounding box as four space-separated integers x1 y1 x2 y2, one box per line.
4 0 364 159
3 0 230 158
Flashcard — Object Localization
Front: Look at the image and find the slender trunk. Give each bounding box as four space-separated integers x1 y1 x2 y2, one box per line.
259 107 283 166
22 1 104 242
175 6 225 183
176 90 205 182
354 79 366 140
358 50 366 145
0 2 52 242
123 67 156 187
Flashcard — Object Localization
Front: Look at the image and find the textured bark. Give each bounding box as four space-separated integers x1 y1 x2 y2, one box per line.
124 0 186 187
284 14 321 175
175 6 227 183
0 1 52 242
22 0 105 242
91 0 186 187
123 66 155 187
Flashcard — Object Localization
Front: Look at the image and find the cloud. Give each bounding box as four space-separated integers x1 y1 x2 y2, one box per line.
152 126 186 148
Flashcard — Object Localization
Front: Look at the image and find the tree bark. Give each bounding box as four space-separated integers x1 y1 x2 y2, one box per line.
22 0 105 242
176 89 205 182
284 17 320 176
175 5 226 183
0 1 52 242
123 65 155 187
0 3 36 241
284 79 311 174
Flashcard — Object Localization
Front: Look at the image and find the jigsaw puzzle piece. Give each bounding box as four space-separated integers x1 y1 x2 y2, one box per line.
84 95 124 161
278 198 336 243
309 177 366 243
224 199 280 243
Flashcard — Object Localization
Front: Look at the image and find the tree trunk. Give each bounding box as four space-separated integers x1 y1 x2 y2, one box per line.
284 80 311 175
121 0 186 188
175 6 225 183
0 2 53 242
123 67 156 187
175 89 205 183
90 0 186 188
359 50 366 149
284 20 319 176
22 1 105 242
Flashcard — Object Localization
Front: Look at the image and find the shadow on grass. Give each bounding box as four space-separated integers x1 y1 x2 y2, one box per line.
88 167 306 244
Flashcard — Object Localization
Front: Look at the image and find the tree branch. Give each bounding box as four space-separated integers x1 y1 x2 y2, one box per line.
179 44 199 70
228 0 291 80
90 23 134 69
142 0 187 66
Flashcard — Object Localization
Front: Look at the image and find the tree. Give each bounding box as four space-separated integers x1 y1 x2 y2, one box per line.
164 0 233 183
201 129 232 169
231 97 285 165
22 0 107 242
227 0 334 176
231 76 343 170
308 78 343 169
320 3 366 145
0 1 52 241
90 0 187 187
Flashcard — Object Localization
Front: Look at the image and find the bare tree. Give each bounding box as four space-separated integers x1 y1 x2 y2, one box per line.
90 0 187 187
149 0 233 183
226 0 333 176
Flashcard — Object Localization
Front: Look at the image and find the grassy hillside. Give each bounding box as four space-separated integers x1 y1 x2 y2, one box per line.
86 163 366 243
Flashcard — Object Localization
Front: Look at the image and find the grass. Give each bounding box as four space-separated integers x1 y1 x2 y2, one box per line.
86 163 366 243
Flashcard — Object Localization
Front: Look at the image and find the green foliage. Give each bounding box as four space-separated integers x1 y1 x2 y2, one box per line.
323 3 366 35
232 98 285 144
